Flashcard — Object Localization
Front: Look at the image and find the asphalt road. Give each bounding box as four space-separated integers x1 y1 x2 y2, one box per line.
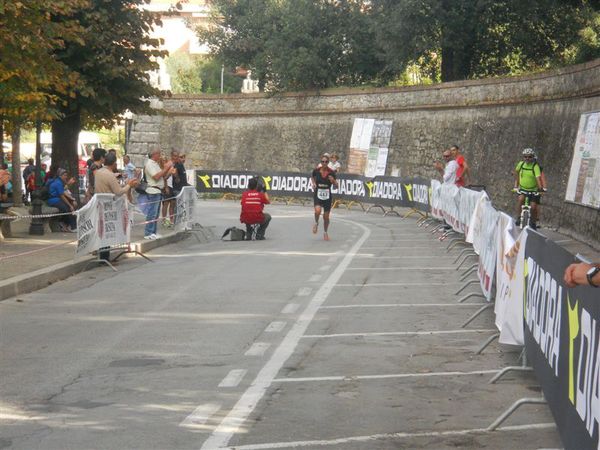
0 202 561 449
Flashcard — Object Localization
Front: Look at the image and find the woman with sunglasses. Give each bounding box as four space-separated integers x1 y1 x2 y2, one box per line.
311 154 338 241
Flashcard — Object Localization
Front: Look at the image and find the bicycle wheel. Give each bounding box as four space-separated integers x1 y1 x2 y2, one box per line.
521 209 530 229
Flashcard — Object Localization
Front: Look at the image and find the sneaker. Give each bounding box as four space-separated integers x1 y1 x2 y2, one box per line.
154 233 163 239
256 235 265 240
68 228 78 233
529 222 537 230
144 234 157 240
162 218 172 227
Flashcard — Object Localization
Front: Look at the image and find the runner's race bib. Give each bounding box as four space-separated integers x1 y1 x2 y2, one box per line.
317 188 330 201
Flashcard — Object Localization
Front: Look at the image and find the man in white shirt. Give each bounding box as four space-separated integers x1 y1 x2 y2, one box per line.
434 149 459 184
140 149 174 239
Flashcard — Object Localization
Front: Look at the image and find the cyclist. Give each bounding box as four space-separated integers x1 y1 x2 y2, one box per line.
513 148 547 229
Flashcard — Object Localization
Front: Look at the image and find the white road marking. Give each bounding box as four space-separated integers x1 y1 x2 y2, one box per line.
319 303 481 309
303 329 496 339
218 369 247 388
360 246 440 250
319 265 332 271
336 282 461 287
281 303 300 314
296 287 312 297
265 321 287 333
244 343 271 357
179 403 221 428
366 239 438 242
273 369 498 383
224 423 557 449
346 267 455 270
200 219 371 450
354 255 453 259
308 274 322 282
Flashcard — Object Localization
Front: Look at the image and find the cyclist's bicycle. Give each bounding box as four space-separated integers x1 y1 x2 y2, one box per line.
513 188 542 230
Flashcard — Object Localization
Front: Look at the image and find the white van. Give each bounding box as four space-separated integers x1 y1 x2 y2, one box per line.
40 131 102 167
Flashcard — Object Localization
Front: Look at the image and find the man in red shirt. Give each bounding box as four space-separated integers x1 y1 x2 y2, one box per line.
450 145 470 187
240 177 271 240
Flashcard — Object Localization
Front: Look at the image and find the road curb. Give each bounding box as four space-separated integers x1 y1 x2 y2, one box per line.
0 228 213 302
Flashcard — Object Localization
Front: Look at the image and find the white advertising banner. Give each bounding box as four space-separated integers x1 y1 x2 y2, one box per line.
76 194 131 256
466 193 498 300
457 188 485 235
494 213 527 345
174 186 198 232
430 180 443 220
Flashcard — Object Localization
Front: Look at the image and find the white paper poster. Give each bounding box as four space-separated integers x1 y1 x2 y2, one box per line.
565 111 600 209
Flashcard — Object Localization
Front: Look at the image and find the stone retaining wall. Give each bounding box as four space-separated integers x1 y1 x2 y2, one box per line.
128 60 600 247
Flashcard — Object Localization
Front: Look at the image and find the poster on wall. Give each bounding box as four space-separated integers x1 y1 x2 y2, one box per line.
347 118 393 177
565 111 600 209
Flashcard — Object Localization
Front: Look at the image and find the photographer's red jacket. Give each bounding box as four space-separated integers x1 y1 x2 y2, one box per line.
240 190 270 224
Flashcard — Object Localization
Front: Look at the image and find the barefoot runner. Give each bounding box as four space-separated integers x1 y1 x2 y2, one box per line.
311 154 338 241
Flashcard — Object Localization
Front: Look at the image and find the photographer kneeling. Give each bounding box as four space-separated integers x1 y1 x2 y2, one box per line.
240 177 271 240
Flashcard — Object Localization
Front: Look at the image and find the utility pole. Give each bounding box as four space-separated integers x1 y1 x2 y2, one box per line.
220 64 224 94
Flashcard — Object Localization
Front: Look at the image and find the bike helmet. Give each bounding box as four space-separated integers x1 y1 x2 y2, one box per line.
522 148 536 157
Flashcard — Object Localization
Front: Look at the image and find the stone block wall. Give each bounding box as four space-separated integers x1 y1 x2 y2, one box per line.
128 60 600 246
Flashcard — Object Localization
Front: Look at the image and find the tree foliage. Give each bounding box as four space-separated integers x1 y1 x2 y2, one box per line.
200 0 384 91
200 0 600 88
49 0 169 176
0 0 85 122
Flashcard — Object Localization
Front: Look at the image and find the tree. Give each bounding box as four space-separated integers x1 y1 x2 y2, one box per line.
0 0 85 162
371 0 596 82
199 0 384 92
166 52 204 94
49 0 170 180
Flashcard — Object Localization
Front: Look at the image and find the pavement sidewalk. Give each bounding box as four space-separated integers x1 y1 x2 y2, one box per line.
0 205 214 301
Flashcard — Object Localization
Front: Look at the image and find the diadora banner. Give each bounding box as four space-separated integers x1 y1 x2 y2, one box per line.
524 231 600 449
195 170 432 210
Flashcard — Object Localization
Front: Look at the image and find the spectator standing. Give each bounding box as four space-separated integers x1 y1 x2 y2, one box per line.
22 158 35 204
450 145 469 187
140 149 174 240
0 163 10 201
172 152 189 197
160 149 178 228
328 153 341 173
434 149 459 185
123 155 136 180
47 168 77 232
95 152 139 196
85 148 106 203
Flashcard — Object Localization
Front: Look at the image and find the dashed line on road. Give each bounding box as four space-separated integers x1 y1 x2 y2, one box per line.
218 370 247 388
179 403 221 429
244 343 271 357
265 321 287 333
296 287 312 297
281 303 300 314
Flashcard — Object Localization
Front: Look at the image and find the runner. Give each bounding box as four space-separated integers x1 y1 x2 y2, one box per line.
311 154 338 241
